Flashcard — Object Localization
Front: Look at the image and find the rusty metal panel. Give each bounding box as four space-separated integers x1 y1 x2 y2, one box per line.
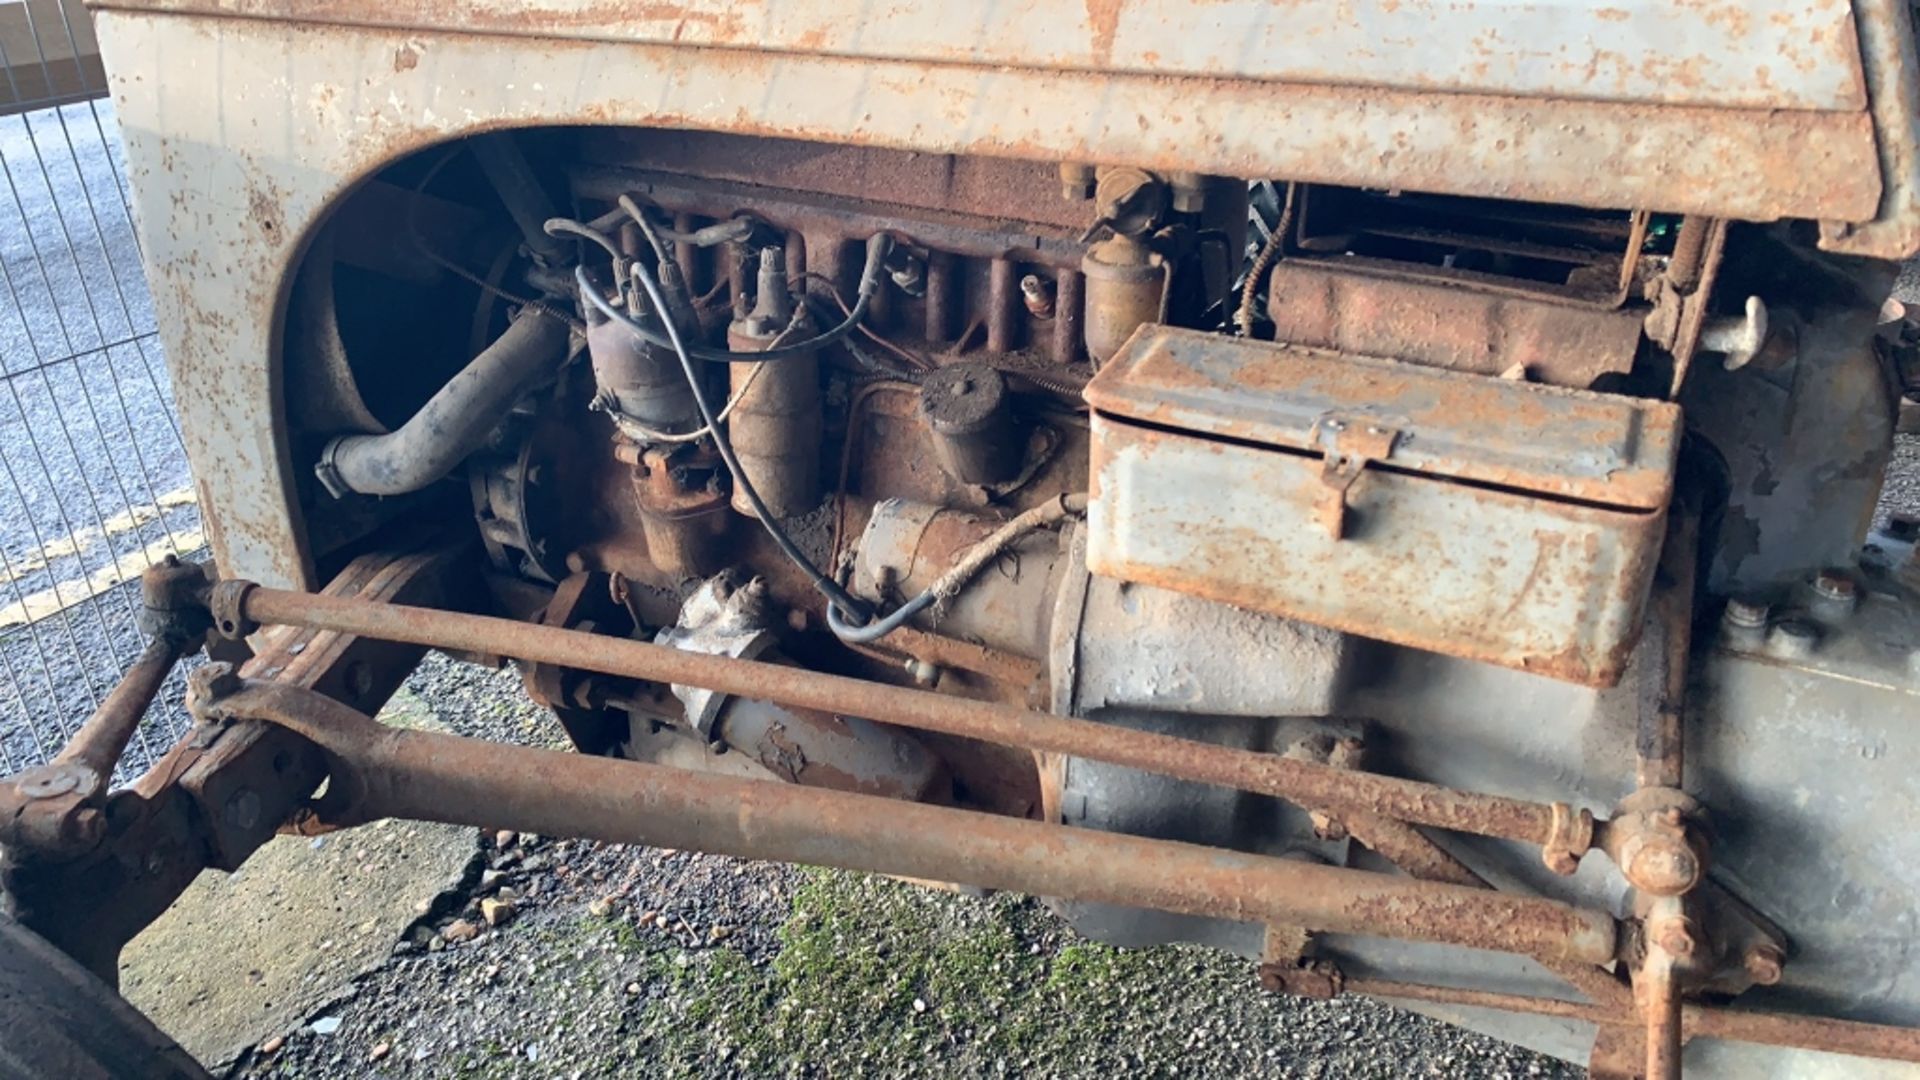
1819 0 1920 260
1084 327 1679 510
89 0 1867 113
1264 263 1646 388
91 6 1882 223
1087 418 1668 685
1084 328 1677 686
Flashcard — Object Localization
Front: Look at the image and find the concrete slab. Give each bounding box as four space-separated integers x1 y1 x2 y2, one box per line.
119 691 480 1070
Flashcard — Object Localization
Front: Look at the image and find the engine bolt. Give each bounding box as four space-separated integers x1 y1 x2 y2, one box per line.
903 658 940 687
1722 597 1770 629
1057 162 1095 201
1020 274 1055 318
1655 920 1697 959
1744 944 1785 986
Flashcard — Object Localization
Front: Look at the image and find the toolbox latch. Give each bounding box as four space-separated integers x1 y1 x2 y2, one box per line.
1312 416 1401 540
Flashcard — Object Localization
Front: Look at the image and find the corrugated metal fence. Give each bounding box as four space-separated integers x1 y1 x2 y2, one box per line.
0 0 201 780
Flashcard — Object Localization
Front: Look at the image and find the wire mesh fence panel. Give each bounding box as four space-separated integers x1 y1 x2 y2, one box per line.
0 1 203 781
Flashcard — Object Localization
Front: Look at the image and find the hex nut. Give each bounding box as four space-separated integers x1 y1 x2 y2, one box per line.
1655 920 1698 960
1057 162 1095 201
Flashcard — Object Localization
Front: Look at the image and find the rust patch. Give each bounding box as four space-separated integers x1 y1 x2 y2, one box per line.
1265 261 1645 390
1083 0 1123 65
245 185 279 240
1085 326 1680 511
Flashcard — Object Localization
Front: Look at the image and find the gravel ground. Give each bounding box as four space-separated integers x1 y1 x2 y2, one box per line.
1875 261 1920 528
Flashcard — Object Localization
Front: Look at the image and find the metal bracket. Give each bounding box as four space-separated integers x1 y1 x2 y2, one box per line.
653 573 777 741
1311 416 1400 540
1258 957 1346 999
313 436 351 500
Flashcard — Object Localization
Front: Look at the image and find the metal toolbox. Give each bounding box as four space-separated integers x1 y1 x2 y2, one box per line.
1083 327 1681 686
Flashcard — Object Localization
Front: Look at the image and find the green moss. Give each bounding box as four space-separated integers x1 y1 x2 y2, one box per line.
414 865 1571 1078
625 868 1215 1076
373 688 438 732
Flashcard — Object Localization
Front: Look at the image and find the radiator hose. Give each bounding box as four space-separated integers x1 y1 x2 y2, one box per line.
315 311 571 498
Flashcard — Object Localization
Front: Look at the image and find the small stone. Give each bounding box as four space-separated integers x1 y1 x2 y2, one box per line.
310 1016 342 1036
491 851 520 870
495 830 519 849
913 998 927 1014
521 855 549 874
443 919 481 943
428 936 446 952
625 982 641 996
369 1042 391 1062
480 869 505 891
309 837 326 851
259 1036 286 1055
495 887 520 904
480 898 514 928
483 964 501 981
707 925 731 943
412 898 433 915
588 896 618 918
523 834 543 847
653 913 671 930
